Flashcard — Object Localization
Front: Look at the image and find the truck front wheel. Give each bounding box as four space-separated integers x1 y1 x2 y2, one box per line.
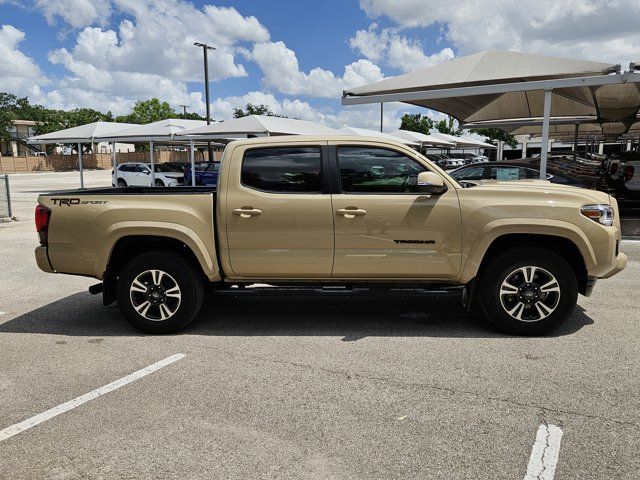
116 252 204 334
478 247 578 335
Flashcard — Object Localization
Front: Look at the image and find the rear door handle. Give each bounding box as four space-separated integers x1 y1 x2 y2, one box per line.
336 208 367 219
233 207 262 218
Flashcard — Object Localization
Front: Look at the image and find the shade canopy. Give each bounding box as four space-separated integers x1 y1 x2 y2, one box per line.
389 129 455 147
336 127 419 145
96 119 207 142
429 132 496 148
28 121 137 144
180 115 338 138
343 50 640 136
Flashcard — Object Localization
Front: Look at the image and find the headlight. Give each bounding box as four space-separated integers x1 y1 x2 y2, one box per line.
581 204 614 226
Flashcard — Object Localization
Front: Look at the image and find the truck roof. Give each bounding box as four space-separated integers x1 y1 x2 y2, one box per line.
225 135 410 148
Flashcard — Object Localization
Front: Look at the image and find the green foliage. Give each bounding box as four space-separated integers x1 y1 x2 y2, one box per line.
233 103 284 118
399 113 434 135
434 115 462 136
116 98 177 124
468 127 517 148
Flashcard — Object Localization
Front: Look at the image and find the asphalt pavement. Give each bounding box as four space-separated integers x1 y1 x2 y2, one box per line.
0 170 638 479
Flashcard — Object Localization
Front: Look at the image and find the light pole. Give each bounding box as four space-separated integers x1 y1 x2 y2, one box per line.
179 104 189 119
194 42 215 162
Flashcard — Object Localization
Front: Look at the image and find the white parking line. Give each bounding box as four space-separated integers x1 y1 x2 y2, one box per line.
0 353 185 442
524 424 563 480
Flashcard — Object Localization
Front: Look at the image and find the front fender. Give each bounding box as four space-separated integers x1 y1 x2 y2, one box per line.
459 218 596 284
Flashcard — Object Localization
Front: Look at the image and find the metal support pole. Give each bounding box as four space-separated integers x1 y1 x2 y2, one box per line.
539 89 553 179
149 141 155 186
572 123 579 162
4 174 12 219
521 138 527 158
190 140 196 187
380 103 384 132
112 141 117 187
78 142 84 189
585 134 590 155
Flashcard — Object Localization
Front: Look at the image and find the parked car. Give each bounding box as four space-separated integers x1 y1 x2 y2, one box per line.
112 163 184 187
450 160 602 189
36 136 626 336
607 152 640 200
163 162 189 173
184 161 220 186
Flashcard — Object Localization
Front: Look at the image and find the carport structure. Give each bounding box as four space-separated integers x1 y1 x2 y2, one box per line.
96 119 206 186
342 50 640 177
28 121 137 188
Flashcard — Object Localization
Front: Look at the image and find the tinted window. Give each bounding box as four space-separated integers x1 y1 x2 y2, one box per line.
135 165 149 173
205 163 220 172
153 164 176 172
452 166 485 180
488 166 534 180
337 146 426 193
119 164 136 172
242 147 321 193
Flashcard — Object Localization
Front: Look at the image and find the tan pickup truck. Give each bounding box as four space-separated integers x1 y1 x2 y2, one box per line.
34 136 627 335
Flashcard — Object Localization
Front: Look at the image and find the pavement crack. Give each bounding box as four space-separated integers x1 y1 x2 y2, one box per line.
263 357 640 428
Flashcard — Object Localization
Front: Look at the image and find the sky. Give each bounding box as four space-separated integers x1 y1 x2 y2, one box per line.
1 0 640 131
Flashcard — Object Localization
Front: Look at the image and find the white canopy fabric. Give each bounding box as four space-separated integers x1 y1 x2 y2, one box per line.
336 127 419 145
96 119 206 142
343 50 640 136
390 129 455 147
179 115 338 138
429 132 496 149
28 121 137 144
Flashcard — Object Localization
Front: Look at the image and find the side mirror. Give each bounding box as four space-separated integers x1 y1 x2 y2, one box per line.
143 169 151 174
416 171 448 195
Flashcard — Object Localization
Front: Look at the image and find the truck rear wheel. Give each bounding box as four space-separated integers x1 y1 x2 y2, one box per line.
478 247 578 335
116 252 204 334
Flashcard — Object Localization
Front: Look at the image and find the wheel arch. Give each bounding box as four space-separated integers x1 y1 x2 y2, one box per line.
465 231 590 295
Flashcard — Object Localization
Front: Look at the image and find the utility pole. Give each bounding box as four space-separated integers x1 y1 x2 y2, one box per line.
194 42 215 161
180 105 189 119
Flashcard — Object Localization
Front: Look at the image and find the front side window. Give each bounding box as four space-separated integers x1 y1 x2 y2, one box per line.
242 147 322 193
337 146 426 193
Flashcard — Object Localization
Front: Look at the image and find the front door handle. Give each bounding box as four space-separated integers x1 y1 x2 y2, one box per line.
233 207 262 218
336 208 367 219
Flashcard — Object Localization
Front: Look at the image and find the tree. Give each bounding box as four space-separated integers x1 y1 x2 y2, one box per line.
434 115 462 136
468 127 517 148
399 113 434 135
116 98 177 124
233 103 284 118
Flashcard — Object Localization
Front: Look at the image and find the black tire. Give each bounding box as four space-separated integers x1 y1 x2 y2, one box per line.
117 178 127 187
116 252 204 334
477 246 578 336
154 179 164 187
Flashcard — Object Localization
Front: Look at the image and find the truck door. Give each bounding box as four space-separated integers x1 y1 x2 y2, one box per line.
224 143 334 278
330 143 462 279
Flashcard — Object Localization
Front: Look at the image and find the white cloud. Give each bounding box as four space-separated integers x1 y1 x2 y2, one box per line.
248 41 384 97
359 0 640 66
350 25 454 73
35 0 111 28
0 25 47 96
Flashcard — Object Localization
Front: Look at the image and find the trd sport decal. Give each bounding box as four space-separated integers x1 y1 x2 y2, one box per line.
51 198 108 206
394 239 435 244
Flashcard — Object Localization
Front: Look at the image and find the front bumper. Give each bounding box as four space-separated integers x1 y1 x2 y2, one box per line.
601 252 628 279
35 246 54 273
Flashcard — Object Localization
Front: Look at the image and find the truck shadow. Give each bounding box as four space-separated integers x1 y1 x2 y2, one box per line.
0 291 594 340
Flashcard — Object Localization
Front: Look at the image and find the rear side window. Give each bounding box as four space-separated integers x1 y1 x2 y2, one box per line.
119 164 135 172
337 146 426 193
242 147 322 193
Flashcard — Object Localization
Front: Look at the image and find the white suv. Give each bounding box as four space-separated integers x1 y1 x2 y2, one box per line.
112 163 184 187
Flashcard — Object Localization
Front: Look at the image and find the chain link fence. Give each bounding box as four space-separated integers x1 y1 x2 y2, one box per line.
0 175 13 220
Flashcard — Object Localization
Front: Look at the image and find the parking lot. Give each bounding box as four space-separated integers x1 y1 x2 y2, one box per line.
1 170 639 479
